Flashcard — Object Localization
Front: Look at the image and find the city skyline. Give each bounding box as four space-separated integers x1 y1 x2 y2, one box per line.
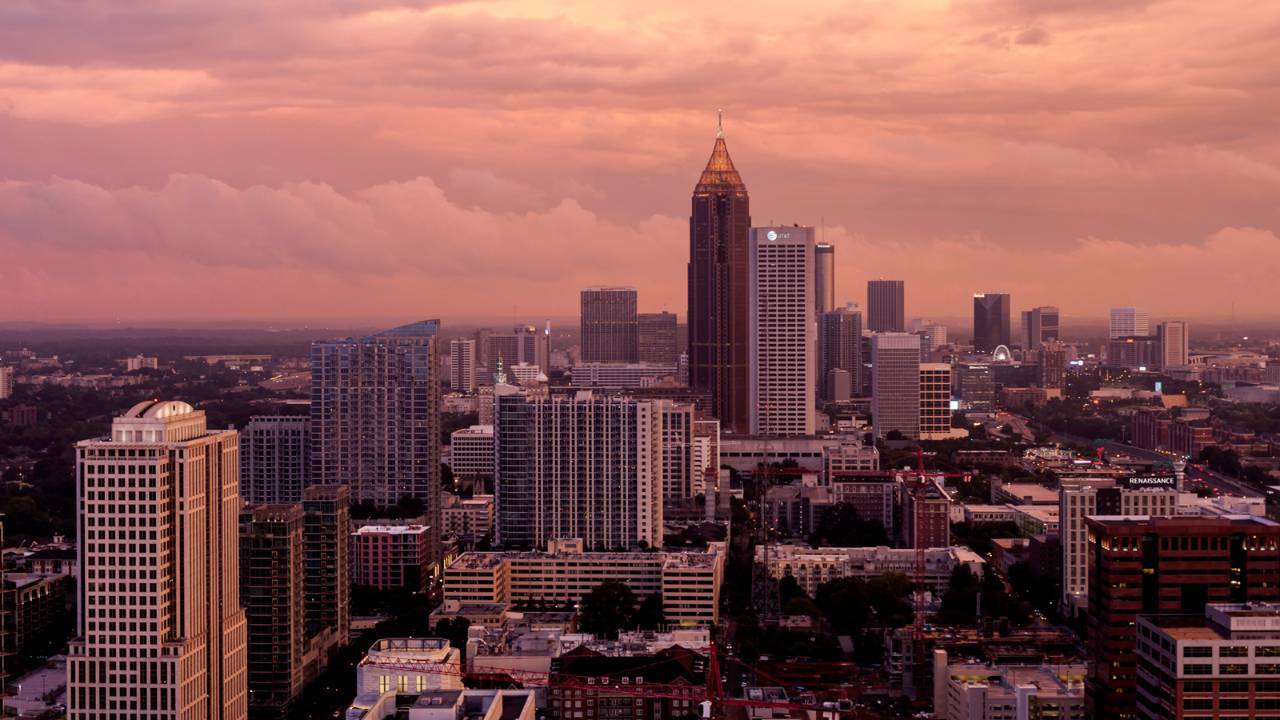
1 2 1278 324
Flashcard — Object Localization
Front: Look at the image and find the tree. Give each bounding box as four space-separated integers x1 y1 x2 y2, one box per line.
435 618 472 658
778 575 808 608
633 593 665 630
935 565 980 625
808 504 890 548
578 581 637 639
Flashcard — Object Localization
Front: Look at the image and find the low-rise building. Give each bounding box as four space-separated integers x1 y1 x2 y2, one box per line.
548 645 705 720
756 544 985 597
933 659 1086 720
1136 603 1280 720
443 540 724 625
442 494 495 542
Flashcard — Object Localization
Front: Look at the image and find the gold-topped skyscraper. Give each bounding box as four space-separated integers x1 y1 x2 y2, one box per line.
688 113 751 433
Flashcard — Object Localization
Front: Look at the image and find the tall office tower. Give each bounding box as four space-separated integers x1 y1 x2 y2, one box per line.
534 321 552 373
240 505 305 717
748 226 816 436
580 287 639 363
472 327 493 368
1038 339 1066 389
449 338 477 393
1021 306 1060 349
1109 307 1150 339
867 280 906 332
240 415 310 506
311 320 441 566
0 364 12 399
1157 320 1189 369
972 292 1011 353
493 388 663 550
1085 515 1280 720
814 242 835 315
688 119 751 434
955 363 995 411
70 400 248 720
871 333 922 439
918 323 947 351
487 326 538 369
818 304 863 402
637 312 679 365
302 485 350 658
1058 480 1179 617
918 363 953 440
660 402 696 500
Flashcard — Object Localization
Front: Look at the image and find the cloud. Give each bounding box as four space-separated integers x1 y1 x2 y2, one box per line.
0 173 1276 323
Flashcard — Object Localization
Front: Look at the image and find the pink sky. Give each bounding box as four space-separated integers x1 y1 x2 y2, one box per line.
1 0 1277 324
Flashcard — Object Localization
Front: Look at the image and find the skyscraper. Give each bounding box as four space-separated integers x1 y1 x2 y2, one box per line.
449 338 477 393
688 118 751 434
818 304 863 402
1109 307 1150 339
71 400 248 719
0 365 13 399
534 321 552 373
972 292 1011 353
1021 306 1059 349
871 332 921 439
814 242 835 315
637 311 679 365
240 505 305 717
240 415 309 505
310 320 441 566
580 286 638 363
494 387 663 550
867 280 905 332
749 226 815 436
1157 320 1189 369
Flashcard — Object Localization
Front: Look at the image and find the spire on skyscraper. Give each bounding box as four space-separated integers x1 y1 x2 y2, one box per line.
696 114 744 190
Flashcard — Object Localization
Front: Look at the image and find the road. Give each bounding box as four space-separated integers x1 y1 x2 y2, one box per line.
1017 414 1265 498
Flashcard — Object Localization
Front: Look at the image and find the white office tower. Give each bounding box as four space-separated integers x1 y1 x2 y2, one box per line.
748 226 816 436
494 388 663 550
449 338 477 393
871 333 922 440
814 242 835 315
0 364 13 399
1109 307 1150 339
1157 320 1189 369
919 363 954 440
70 400 248 720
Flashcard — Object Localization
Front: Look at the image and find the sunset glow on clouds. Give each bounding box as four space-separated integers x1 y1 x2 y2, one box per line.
1 0 1278 323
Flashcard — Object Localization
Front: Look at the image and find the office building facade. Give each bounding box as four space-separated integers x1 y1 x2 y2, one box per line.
70 400 248 719
1110 307 1150 339
1021 306 1060 350
814 242 835 315
972 293 1011 353
919 363 954 440
580 287 638 363
818 304 863 402
868 279 906 332
449 338 477 393
1158 320 1190 369
1085 515 1280 719
688 125 751 434
872 332 922 439
637 312 678 365
748 226 815 436
310 320 441 567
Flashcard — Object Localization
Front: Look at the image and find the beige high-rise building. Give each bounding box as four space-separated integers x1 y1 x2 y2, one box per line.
871 332 922 440
1157 320 1189 369
748 226 816 436
919 363 954 440
0 364 13 399
70 400 248 720
450 338 477 393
